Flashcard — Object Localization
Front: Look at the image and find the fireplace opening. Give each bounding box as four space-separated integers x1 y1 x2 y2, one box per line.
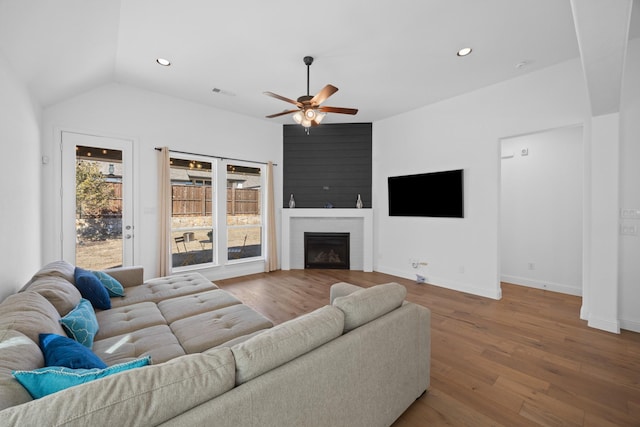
304 232 350 269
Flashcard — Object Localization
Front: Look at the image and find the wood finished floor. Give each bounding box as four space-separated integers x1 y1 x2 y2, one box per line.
216 270 640 427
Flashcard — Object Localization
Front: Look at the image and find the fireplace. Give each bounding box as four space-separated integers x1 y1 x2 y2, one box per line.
304 232 350 269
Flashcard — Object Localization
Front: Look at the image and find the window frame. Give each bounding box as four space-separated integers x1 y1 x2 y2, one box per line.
167 155 266 272
223 160 265 265
169 154 217 271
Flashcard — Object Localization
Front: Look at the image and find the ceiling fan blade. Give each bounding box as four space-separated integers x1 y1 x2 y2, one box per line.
310 84 338 106
266 109 299 118
318 106 359 115
264 91 302 107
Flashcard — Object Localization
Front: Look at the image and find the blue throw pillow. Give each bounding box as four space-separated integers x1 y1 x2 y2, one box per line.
60 298 100 348
39 333 106 369
13 357 151 399
74 267 111 309
92 271 125 297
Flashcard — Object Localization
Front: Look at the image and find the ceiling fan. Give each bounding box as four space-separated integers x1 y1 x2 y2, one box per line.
264 56 358 128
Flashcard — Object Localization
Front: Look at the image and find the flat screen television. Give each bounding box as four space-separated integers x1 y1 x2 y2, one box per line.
388 169 464 218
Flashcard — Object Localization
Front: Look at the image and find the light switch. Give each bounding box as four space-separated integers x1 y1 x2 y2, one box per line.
621 209 640 219
620 225 638 236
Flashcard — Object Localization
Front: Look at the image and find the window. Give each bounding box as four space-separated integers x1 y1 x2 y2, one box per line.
170 156 215 269
168 157 264 270
226 163 263 261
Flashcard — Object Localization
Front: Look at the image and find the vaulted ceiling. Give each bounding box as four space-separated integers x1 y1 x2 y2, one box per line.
0 0 637 125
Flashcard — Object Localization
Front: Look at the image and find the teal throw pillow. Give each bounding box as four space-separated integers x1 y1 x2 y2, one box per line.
93 271 125 297
39 333 107 369
60 298 99 348
12 357 151 399
74 267 111 309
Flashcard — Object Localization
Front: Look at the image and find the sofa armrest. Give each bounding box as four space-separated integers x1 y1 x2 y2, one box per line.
103 266 144 288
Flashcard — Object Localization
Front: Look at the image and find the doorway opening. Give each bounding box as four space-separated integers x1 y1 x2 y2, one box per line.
499 125 584 296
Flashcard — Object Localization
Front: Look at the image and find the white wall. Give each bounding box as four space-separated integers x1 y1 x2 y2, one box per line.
42 83 283 281
500 126 583 296
373 58 589 300
619 38 640 332
0 53 42 300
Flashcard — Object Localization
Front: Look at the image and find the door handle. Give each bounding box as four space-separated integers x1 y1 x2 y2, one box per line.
125 234 133 239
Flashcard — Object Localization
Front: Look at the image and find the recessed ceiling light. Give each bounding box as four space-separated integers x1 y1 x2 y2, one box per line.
156 58 171 66
456 47 473 57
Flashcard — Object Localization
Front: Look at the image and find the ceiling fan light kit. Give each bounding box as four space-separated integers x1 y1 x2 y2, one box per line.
264 56 358 130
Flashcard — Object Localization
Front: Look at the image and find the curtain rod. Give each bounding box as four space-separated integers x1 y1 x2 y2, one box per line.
154 147 277 166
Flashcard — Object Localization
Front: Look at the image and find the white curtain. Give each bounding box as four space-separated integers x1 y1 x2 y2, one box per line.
264 161 279 272
158 147 172 277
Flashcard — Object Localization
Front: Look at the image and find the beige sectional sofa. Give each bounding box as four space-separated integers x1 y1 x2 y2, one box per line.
0 261 431 426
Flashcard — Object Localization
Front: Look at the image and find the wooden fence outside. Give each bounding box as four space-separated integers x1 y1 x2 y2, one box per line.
80 183 259 218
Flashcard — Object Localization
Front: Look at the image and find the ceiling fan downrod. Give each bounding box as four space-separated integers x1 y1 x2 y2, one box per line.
303 56 313 96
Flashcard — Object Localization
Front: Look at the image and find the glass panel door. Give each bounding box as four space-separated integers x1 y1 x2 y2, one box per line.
62 132 134 269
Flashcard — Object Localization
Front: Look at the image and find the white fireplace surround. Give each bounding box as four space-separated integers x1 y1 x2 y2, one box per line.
281 209 373 271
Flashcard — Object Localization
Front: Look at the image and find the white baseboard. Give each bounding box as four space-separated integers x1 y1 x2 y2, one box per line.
500 274 582 296
620 318 640 333
588 315 620 334
196 260 266 282
376 265 502 300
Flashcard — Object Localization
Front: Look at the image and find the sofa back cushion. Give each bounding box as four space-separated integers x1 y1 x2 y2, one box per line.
22 260 76 290
0 291 66 343
0 350 236 426
230 305 344 385
332 282 407 332
0 329 43 410
329 282 366 303
23 276 82 317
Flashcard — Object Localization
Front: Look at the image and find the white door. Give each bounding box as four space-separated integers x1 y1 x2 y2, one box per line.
61 131 134 269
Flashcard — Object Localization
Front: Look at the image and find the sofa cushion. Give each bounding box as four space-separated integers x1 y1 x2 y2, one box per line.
109 272 218 308
23 260 76 290
39 333 107 369
13 356 150 399
170 304 273 354
332 282 407 332
157 289 242 324
23 276 82 317
0 350 235 427
93 271 125 297
231 305 345 385
0 330 43 411
74 267 111 310
60 299 99 348
92 325 185 365
0 291 67 343
94 302 167 341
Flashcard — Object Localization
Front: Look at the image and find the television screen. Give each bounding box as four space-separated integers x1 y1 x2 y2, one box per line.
388 169 464 218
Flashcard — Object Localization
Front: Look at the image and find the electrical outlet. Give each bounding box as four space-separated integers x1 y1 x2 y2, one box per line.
620 225 638 236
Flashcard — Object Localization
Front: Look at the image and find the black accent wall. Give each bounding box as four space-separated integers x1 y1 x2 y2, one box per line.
283 123 372 209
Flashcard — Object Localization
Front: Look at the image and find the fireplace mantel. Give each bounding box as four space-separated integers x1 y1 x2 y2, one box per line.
281 209 373 271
